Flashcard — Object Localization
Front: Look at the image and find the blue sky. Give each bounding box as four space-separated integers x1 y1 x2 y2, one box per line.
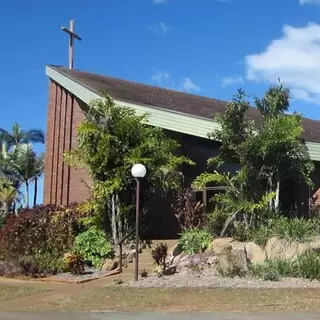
2 0 320 203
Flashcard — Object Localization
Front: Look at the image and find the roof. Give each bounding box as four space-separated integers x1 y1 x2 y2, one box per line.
49 65 320 143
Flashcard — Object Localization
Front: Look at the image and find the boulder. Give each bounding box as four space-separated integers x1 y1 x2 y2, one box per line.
168 243 183 257
206 238 233 255
265 237 312 261
217 248 248 276
245 242 266 264
101 259 118 271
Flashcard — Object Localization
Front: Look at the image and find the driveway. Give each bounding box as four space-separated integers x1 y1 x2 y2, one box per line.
0 313 320 320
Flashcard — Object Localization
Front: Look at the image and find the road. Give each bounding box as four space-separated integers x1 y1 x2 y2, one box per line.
0 313 320 320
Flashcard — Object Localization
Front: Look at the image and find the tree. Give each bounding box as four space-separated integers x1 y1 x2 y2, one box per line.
195 84 314 232
8 145 42 208
32 153 44 207
0 178 18 215
65 94 193 243
0 123 44 157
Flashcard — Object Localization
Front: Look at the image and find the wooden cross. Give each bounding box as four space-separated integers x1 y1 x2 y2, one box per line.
61 20 82 70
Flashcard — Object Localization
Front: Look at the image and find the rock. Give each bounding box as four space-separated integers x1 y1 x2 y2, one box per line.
206 238 233 255
245 242 266 264
207 255 218 266
217 248 248 276
265 237 315 261
101 259 118 271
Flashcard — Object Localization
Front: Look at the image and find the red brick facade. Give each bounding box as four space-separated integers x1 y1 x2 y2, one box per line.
43 80 91 206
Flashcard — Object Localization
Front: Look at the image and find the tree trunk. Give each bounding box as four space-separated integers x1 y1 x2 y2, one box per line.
33 178 38 207
25 181 29 209
111 194 117 244
275 180 280 212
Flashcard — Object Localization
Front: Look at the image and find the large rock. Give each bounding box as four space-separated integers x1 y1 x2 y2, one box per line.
206 238 233 255
245 242 266 264
167 243 184 267
101 259 118 271
265 237 311 261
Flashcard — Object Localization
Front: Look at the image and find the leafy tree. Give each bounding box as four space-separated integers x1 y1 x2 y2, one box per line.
0 178 18 215
195 84 313 233
65 94 193 243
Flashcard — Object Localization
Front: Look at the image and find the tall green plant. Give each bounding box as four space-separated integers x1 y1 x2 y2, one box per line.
195 84 313 234
65 94 193 243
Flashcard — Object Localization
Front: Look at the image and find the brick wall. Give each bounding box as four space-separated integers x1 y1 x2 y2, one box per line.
43 80 91 206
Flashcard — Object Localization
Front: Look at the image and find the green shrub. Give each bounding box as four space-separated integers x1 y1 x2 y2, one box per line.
73 227 114 269
0 215 5 229
251 226 271 246
179 229 212 255
204 210 229 237
270 217 316 243
295 249 320 281
251 259 293 280
63 253 85 275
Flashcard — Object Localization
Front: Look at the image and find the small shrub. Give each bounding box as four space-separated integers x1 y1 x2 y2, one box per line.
270 217 316 243
179 229 212 255
233 222 252 242
140 268 148 278
63 253 85 275
263 269 280 281
151 243 168 268
295 249 320 281
113 278 124 285
172 188 204 230
0 215 5 228
251 226 271 246
204 210 228 237
251 259 294 280
73 227 114 269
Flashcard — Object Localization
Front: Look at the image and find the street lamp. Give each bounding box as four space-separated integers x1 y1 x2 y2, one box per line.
131 164 147 281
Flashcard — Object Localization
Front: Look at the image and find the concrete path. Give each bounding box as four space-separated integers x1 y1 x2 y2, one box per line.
0 313 320 320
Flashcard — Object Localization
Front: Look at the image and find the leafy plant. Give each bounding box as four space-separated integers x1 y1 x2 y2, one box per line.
151 243 168 268
171 188 204 230
295 249 320 281
73 227 114 269
140 268 148 278
204 210 229 237
63 253 85 275
0 204 81 264
270 217 316 243
113 278 124 285
179 229 212 255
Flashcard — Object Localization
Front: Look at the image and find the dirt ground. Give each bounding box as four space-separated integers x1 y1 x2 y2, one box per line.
1 277 320 312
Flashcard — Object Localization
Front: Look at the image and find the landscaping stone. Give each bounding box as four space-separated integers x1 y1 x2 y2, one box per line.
245 242 266 264
265 237 312 261
101 259 118 271
206 238 233 255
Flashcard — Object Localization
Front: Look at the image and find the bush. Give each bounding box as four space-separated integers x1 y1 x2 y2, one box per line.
0 215 5 228
270 217 316 242
251 259 293 280
204 210 228 237
63 253 85 275
0 204 81 263
179 229 212 255
295 249 320 281
73 227 114 269
151 243 168 267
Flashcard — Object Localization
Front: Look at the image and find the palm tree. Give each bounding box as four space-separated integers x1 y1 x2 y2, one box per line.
0 123 45 157
32 153 44 207
0 178 18 215
9 145 39 208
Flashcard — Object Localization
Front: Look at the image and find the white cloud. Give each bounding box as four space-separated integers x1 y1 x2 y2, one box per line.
221 76 244 87
299 0 320 5
181 77 201 92
148 22 170 36
151 70 170 86
245 23 320 104
153 0 167 4
151 71 200 93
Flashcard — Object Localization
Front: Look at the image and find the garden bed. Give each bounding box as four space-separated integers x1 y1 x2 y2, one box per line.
126 271 320 289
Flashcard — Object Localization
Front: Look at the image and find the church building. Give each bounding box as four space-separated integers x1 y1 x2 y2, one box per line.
43 65 320 224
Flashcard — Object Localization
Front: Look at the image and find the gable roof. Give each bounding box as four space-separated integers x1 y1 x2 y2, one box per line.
48 65 320 144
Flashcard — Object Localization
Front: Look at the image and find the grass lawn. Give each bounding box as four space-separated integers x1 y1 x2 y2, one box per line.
7 286 320 312
0 284 48 303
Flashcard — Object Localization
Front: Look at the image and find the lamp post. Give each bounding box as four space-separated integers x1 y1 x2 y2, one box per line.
131 163 147 281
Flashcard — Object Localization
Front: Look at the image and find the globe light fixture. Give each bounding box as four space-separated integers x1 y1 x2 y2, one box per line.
131 164 147 281
131 164 147 179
